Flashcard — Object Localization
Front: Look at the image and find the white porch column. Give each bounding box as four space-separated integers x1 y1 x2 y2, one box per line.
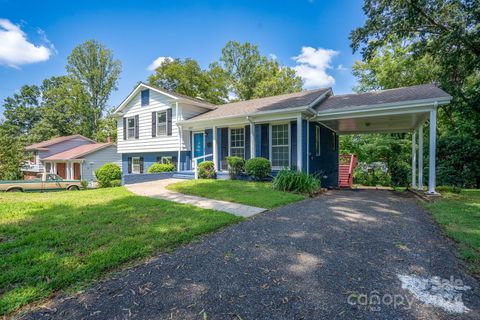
67 162 71 180
428 108 437 194
213 126 218 171
297 116 303 172
418 125 423 191
177 125 182 171
250 124 255 159
411 131 417 189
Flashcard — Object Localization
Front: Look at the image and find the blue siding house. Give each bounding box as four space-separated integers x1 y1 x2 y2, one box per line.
114 83 452 192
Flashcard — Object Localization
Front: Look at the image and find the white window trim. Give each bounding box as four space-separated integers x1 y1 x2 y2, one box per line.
131 156 141 174
126 116 136 140
269 122 291 170
228 127 246 158
156 111 167 136
315 126 321 156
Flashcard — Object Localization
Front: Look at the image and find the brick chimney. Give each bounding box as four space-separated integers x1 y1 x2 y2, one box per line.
106 136 112 143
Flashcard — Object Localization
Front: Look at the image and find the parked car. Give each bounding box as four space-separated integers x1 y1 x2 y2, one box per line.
0 173 83 192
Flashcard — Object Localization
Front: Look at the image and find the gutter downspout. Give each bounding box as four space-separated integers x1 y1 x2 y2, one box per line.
246 116 255 159
175 101 182 171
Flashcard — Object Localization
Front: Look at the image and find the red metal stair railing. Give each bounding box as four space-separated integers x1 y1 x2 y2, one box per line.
339 154 357 188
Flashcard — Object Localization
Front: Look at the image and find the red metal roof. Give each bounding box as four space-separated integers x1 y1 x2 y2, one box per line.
42 143 114 160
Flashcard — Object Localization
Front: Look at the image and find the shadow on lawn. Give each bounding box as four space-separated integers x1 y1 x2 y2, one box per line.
0 193 241 316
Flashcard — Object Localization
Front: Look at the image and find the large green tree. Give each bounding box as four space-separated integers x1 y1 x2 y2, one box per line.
148 41 303 104
148 58 228 104
349 0 480 187
67 40 122 134
220 41 302 100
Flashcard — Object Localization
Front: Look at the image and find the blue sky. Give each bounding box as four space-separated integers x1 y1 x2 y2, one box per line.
0 0 365 115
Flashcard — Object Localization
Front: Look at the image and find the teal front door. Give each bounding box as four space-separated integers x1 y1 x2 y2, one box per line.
193 133 204 164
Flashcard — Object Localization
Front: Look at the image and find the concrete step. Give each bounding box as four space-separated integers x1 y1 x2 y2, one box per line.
172 174 194 180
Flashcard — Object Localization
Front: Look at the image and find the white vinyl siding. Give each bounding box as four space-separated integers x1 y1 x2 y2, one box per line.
270 123 290 169
117 89 210 153
229 128 245 158
81 145 122 181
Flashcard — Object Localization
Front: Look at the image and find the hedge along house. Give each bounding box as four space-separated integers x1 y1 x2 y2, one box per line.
114 83 451 192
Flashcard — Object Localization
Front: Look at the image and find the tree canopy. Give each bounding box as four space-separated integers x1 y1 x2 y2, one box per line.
148 41 302 104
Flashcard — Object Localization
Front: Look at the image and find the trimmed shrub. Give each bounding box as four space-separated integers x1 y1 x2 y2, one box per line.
389 160 410 187
95 163 122 188
226 156 245 179
197 161 216 179
272 168 320 196
436 185 462 194
245 157 271 181
147 162 175 173
110 179 122 187
80 180 88 189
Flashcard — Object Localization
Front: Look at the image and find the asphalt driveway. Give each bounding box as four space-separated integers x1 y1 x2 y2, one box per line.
23 190 480 319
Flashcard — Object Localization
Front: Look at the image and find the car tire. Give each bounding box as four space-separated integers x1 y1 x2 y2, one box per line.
67 185 79 191
7 188 23 192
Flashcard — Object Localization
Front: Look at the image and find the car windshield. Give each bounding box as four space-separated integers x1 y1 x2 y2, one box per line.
47 174 62 181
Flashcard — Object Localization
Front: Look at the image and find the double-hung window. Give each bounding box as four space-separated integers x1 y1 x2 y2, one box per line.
271 124 289 169
157 111 167 136
127 117 136 139
132 157 141 174
229 128 245 158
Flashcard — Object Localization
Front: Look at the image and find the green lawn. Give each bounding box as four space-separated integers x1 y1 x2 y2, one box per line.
166 179 305 209
423 189 480 275
0 187 241 316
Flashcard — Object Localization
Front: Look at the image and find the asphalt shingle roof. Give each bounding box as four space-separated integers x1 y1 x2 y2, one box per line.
42 143 113 160
315 84 451 112
185 88 330 121
25 135 95 151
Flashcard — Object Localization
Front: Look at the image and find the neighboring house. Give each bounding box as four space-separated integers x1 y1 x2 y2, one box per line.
23 135 120 182
114 83 451 191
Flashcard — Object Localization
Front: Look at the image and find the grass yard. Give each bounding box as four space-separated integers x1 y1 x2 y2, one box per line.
166 179 305 209
423 189 480 275
0 187 241 316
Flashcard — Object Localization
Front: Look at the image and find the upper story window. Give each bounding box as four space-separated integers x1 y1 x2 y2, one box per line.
157 111 167 136
127 117 136 139
229 128 245 158
271 123 289 169
315 126 321 156
141 89 150 106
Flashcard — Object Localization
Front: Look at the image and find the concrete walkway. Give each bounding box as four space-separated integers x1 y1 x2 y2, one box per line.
125 179 266 217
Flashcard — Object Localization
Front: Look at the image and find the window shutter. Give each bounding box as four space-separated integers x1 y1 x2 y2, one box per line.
152 112 157 137
167 109 172 136
127 157 132 173
139 157 144 173
123 118 127 140
135 115 139 139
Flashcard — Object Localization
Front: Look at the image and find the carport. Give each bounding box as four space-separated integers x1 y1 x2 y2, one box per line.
312 84 452 194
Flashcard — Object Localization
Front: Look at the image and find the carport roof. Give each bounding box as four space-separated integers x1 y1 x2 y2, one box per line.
315 84 451 112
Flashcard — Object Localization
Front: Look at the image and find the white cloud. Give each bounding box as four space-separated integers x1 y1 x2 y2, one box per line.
0 19 53 68
292 46 338 88
147 56 173 71
337 64 347 71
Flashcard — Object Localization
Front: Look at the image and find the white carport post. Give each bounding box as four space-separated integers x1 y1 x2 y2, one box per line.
428 107 437 194
411 131 417 189
212 125 218 171
296 115 303 172
418 125 423 191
